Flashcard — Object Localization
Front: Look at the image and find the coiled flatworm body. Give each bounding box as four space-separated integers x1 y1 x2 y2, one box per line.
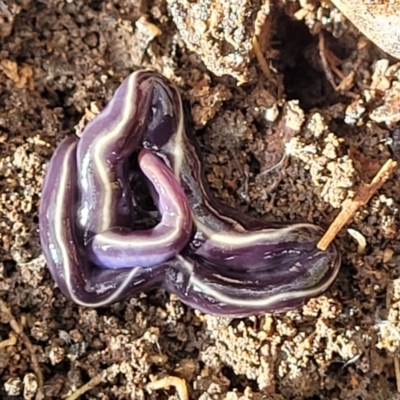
39 71 341 317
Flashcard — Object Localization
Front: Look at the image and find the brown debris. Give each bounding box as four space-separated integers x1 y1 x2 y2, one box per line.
186 80 233 128
74 102 101 138
370 80 400 126
348 147 382 180
0 299 44 398
0 59 33 89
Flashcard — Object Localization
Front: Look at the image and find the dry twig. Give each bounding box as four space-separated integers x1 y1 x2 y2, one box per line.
318 32 357 96
146 376 189 400
318 32 338 90
0 331 18 349
64 365 119 400
317 159 397 251
394 346 400 393
385 272 400 393
252 35 271 80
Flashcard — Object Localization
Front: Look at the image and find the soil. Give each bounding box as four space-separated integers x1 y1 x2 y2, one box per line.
1 0 400 399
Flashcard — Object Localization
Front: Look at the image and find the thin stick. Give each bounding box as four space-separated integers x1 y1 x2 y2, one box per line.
395 351 400 393
317 159 397 251
65 367 189 399
0 332 17 349
386 273 400 393
318 32 337 90
146 376 189 400
0 299 44 395
64 365 118 400
252 35 271 79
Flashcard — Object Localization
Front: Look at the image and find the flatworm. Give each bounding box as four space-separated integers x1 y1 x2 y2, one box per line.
39 70 341 317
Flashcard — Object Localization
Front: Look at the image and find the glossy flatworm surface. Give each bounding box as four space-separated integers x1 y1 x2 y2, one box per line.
39 70 341 317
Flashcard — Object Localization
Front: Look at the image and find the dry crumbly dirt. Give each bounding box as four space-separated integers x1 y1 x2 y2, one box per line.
1 0 400 399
